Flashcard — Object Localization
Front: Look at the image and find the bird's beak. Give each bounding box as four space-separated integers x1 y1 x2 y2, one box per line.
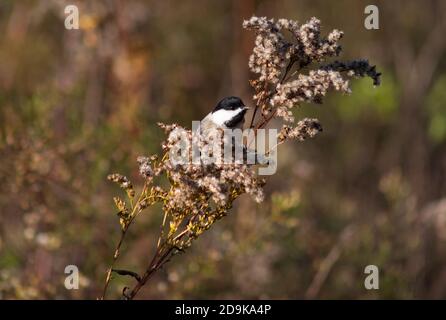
243 106 249 111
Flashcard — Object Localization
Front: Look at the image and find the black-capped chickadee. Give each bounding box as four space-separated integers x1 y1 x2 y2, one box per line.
197 96 249 164
198 96 271 166
200 96 249 132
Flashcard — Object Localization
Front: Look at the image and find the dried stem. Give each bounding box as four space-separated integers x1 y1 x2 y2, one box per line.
100 183 148 299
126 244 175 299
100 229 126 299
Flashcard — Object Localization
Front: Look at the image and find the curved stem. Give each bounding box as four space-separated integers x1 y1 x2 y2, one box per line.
100 182 148 300
126 220 194 299
127 245 175 299
100 229 126 299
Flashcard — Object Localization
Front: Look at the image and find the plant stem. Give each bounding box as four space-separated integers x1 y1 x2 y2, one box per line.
100 183 148 300
127 245 175 299
100 229 126 299
250 59 295 132
125 220 194 299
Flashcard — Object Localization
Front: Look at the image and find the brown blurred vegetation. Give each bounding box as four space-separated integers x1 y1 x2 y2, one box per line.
1 0 446 299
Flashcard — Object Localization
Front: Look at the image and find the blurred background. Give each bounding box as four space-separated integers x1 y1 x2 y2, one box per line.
1 0 446 299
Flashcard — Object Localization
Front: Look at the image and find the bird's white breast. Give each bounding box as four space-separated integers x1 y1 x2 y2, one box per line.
210 109 243 127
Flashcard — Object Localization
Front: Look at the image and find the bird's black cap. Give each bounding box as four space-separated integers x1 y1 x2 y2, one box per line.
213 96 245 113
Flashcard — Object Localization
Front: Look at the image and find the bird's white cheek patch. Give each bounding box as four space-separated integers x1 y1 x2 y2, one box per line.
211 109 241 126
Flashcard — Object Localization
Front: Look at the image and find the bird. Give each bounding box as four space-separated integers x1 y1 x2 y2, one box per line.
197 96 270 166
197 96 249 164
200 96 249 133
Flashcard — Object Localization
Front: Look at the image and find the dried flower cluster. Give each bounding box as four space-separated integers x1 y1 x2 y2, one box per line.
243 16 343 85
159 123 265 206
101 16 380 300
242 16 380 139
102 122 265 299
278 118 323 143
